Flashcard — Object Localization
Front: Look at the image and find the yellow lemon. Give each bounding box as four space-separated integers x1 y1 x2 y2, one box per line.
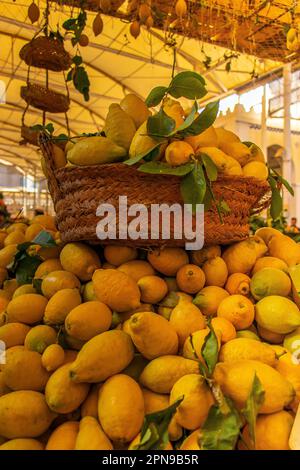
217 294 255 330
165 141 194 166
60 242 101 281
202 256 228 287
142 388 169 414
4 231 25 246
147 247 188 276
46 421 79 450
0 438 44 450
103 245 137 266
137 275 168 304
211 317 236 343
169 301 206 347
191 245 221 266
243 161 268 180
256 295 300 334
139 355 199 393
170 374 214 430
126 311 178 359
65 301 112 341
24 325 57 353
219 337 276 366
117 260 155 282
225 272 251 296
252 256 288 274
43 288 81 325
34 258 63 279
6 294 48 324
176 264 206 294
41 270 80 299
250 267 291 300
0 322 30 348
75 416 113 450
184 126 218 151
193 286 229 316
42 344 65 372
0 245 17 269
213 359 295 413
269 235 300 267
257 325 285 344
92 268 140 312
98 374 144 443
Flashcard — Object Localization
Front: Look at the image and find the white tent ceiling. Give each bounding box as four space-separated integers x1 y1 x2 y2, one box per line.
0 0 290 178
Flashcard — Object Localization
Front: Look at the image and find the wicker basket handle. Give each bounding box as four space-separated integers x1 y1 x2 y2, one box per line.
38 131 62 202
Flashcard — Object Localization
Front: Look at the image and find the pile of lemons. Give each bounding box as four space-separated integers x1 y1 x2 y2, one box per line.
0 219 300 450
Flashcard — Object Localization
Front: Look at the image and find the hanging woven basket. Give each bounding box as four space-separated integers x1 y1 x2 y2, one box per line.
39 133 271 248
19 36 71 72
21 83 70 113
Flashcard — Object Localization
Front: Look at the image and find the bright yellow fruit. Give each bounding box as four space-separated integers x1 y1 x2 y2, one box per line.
104 103 136 151
65 301 112 341
225 273 251 296
202 256 228 287
213 360 295 413
117 260 155 282
67 136 127 166
75 416 113 450
217 294 255 330
120 93 150 129
165 141 194 166
2 347 50 391
276 352 300 403
104 245 137 266
215 127 240 145
219 141 251 166
243 161 268 180
184 126 218 151
127 311 178 359
252 256 288 274
0 245 17 269
82 281 97 301
180 428 201 450
137 275 168 304
60 242 101 282
6 294 48 324
182 327 212 363
163 98 185 128
256 295 300 334
46 421 79 450
45 363 89 414
4 231 25 246
255 227 284 245
240 411 293 450
129 121 157 160
12 284 36 298
222 236 267 274
250 267 291 300
0 391 55 438
98 374 144 442
92 268 140 312
236 330 260 341
0 438 44 450
269 235 300 267
169 301 206 347
43 288 82 325
6 223 27 234
0 322 30 348
148 248 189 276
257 325 285 344
176 264 206 294
81 384 101 419
211 317 236 343
142 388 169 414
69 330 134 383
42 344 65 372
170 374 214 430
139 355 199 393
24 325 57 353
31 215 56 231
41 270 80 299
193 286 229 316
219 338 276 366
191 245 221 266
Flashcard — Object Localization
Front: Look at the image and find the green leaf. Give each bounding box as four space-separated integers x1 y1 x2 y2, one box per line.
62 18 77 30
242 373 265 448
138 161 194 176
45 123 54 134
269 176 283 220
124 141 166 166
147 108 176 137
271 168 294 196
54 133 69 142
201 153 218 181
135 398 183 450
72 55 83 66
201 397 242 450
33 230 56 247
73 66 90 101
180 162 206 213
201 325 219 375
66 69 73 82
145 86 168 107
170 101 198 134
16 254 42 286
177 101 219 138
32 278 43 294
169 71 207 100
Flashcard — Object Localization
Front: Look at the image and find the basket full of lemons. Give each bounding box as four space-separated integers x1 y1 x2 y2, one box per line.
39 71 278 247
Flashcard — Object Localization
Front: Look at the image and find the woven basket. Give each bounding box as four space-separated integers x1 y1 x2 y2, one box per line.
21 83 70 113
19 37 71 72
40 133 271 247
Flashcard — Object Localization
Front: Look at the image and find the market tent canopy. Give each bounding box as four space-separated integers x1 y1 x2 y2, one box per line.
0 0 297 176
